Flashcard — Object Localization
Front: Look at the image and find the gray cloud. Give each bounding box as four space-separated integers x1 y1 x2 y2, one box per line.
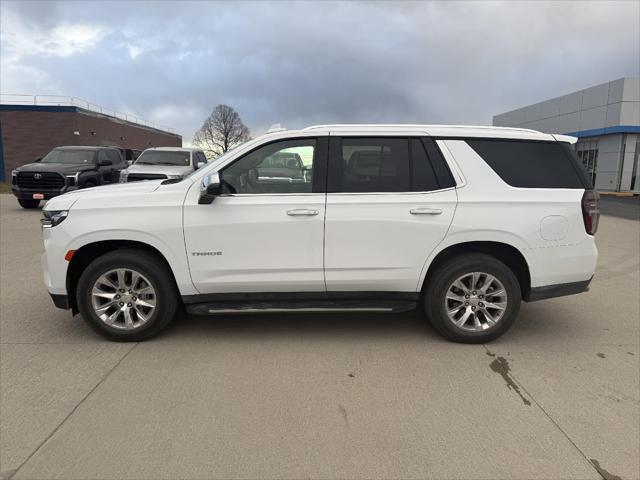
1 0 638 142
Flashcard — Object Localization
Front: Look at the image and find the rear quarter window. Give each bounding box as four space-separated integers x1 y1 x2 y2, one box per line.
466 139 589 189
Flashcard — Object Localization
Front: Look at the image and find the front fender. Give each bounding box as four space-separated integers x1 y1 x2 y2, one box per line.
67 229 197 296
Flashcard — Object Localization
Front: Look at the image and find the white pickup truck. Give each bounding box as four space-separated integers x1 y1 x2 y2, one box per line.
119 147 208 183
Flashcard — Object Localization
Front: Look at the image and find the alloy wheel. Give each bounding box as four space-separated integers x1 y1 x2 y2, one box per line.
444 272 508 332
90 268 157 330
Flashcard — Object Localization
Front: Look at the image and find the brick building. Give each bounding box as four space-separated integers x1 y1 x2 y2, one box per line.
0 104 181 181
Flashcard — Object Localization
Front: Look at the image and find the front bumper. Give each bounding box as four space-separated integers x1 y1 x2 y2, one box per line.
12 185 79 200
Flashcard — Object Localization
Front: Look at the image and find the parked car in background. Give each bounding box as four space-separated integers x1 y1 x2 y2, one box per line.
119 147 207 183
40 124 598 343
256 151 311 184
116 148 142 164
11 146 127 209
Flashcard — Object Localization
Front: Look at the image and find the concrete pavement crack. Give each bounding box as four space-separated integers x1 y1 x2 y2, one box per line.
7 342 139 480
483 345 612 480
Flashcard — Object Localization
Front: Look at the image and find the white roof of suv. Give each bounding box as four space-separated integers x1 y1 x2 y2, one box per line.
295 124 575 143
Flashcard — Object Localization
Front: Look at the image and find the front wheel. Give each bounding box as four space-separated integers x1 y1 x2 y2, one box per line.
18 199 40 209
76 249 179 341
424 253 521 343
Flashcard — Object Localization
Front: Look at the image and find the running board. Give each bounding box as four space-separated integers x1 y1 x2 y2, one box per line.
186 300 416 315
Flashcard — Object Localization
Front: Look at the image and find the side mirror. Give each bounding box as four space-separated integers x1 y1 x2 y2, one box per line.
127 160 133 166
198 172 222 204
98 159 112 166
196 161 206 169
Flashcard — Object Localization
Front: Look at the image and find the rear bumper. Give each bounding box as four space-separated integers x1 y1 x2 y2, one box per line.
49 293 71 310
525 277 592 302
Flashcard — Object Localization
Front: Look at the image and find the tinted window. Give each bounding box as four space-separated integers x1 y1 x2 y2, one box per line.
340 138 410 192
411 139 439 191
106 150 122 164
422 138 456 188
221 139 316 194
467 139 587 189
96 150 109 163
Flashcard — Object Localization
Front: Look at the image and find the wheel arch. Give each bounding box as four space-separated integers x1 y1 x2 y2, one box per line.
79 171 99 187
420 241 532 300
66 240 179 315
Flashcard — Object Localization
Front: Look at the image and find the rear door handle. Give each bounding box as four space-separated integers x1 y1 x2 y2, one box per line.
287 209 319 216
410 208 442 215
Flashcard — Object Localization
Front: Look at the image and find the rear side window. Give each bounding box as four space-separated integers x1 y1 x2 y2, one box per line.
329 137 455 193
466 139 587 189
340 138 410 192
411 139 439 191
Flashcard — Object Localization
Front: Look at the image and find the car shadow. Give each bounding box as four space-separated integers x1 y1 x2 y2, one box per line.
161 309 444 342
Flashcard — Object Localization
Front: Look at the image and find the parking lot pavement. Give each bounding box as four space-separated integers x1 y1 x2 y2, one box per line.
1 193 638 480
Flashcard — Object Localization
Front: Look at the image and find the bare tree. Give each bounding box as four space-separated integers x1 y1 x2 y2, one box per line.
193 104 250 158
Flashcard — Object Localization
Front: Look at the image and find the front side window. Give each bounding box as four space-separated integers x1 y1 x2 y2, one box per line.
41 149 96 164
221 139 315 194
106 150 122 164
135 150 191 166
97 150 110 164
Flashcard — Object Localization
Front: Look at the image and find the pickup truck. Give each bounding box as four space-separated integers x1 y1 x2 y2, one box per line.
119 147 207 183
11 146 127 208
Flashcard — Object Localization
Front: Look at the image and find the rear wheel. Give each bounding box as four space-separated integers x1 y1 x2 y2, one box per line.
424 253 521 343
18 199 40 209
82 180 97 189
76 249 178 341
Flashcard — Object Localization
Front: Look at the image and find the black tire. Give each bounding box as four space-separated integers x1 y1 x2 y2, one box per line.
76 249 179 341
82 179 97 189
424 253 521 343
18 199 40 209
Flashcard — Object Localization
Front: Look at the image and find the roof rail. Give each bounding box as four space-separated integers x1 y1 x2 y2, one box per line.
303 123 541 134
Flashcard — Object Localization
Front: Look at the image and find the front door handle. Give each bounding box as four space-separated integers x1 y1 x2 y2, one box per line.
410 207 442 215
287 209 319 216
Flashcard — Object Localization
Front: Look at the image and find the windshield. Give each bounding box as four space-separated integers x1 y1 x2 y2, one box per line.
41 149 96 164
135 150 191 166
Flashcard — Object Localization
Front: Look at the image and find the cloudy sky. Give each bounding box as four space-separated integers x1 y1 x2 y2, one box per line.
1 1 638 143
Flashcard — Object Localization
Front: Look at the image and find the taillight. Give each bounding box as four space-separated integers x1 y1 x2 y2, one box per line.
581 189 599 235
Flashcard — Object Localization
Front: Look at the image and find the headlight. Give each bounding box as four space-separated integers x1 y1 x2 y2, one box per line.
65 172 80 186
11 169 18 185
11 169 18 177
41 210 69 228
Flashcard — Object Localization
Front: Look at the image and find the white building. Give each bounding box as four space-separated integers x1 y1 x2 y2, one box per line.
493 78 640 192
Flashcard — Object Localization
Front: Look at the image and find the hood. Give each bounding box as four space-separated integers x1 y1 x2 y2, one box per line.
17 162 96 175
43 180 164 211
125 163 193 176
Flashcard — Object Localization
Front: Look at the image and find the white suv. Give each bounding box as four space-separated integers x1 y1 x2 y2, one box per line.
41 125 599 343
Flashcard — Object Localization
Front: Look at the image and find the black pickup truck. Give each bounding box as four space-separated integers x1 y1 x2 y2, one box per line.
11 146 128 209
